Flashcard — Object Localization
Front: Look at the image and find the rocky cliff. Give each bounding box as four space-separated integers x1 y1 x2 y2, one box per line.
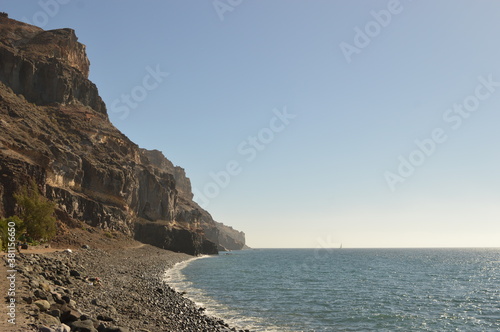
0 16 246 255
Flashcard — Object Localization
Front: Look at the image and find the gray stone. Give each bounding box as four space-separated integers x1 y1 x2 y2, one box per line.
38 312 61 326
34 299 51 311
107 305 117 315
70 319 98 332
104 327 130 332
40 282 52 292
38 326 56 332
97 314 114 322
52 292 65 304
55 324 71 332
61 307 81 322
30 279 40 288
49 308 61 318
22 295 33 304
35 289 49 300
69 270 81 277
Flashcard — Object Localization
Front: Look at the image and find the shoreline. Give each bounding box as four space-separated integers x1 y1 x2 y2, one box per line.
164 255 264 332
2 244 250 332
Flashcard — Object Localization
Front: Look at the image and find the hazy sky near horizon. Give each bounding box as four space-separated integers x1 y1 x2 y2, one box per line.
3 1 500 248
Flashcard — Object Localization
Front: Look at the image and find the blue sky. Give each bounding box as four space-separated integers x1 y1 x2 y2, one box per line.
3 1 500 248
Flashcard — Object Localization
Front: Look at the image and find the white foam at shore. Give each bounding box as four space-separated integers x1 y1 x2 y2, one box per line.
163 255 285 332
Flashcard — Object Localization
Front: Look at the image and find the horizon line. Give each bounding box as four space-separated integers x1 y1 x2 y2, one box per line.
245 246 500 250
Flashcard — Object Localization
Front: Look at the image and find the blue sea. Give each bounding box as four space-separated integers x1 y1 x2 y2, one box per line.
165 248 500 331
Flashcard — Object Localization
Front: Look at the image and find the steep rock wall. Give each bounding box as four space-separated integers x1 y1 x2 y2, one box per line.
134 221 218 256
0 16 105 114
0 16 245 255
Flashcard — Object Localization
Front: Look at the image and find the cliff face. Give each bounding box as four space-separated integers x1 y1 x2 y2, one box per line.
0 16 246 255
213 221 247 250
140 149 247 251
0 18 105 114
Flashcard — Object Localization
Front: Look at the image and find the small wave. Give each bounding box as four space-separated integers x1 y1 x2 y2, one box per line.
163 255 285 332
163 255 209 288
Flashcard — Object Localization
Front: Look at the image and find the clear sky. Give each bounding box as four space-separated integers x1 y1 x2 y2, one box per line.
3 1 500 248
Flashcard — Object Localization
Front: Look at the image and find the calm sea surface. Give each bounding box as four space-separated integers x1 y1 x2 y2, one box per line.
165 248 500 331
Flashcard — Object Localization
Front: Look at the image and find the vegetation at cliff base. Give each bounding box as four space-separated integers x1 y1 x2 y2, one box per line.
14 181 57 242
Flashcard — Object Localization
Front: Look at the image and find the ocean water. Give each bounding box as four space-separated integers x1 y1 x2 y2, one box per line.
165 248 500 331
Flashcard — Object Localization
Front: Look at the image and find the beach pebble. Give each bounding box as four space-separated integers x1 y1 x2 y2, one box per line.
96 314 114 322
38 326 56 332
35 289 49 300
38 312 61 326
61 307 81 322
34 300 51 311
49 308 61 318
70 319 98 332
13 247 250 332
69 269 81 277
30 279 40 288
40 282 52 292
23 295 33 304
55 324 71 332
103 327 130 332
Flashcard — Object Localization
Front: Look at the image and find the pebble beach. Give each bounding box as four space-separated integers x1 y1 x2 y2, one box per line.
2 244 249 332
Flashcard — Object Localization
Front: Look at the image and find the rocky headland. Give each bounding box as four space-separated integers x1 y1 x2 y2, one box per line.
0 14 246 254
0 13 248 332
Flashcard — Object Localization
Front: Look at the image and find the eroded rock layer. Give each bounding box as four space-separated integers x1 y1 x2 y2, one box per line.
0 15 246 255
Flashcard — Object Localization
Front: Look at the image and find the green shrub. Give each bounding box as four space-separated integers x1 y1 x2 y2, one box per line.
14 181 56 242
